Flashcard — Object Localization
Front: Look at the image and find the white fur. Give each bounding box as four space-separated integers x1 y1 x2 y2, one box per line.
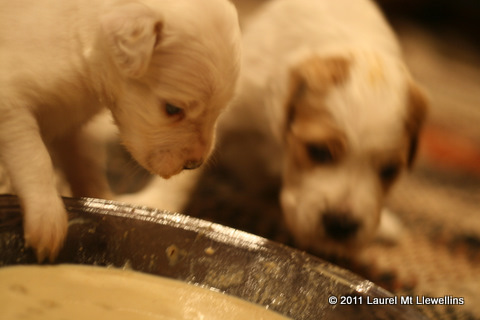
0 0 241 261
114 0 427 256
223 0 426 255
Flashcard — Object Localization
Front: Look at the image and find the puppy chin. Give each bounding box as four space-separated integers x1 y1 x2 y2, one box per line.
144 150 185 179
280 189 376 258
308 234 372 258
121 142 183 179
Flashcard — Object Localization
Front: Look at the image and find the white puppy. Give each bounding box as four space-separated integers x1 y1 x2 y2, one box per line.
222 0 428 255
0 0 241 261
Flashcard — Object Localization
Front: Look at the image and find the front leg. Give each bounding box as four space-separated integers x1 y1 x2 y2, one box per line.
0 112 68 262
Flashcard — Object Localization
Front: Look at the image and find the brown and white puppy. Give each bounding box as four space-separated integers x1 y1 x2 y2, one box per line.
0 0 241 261
228 0 428 255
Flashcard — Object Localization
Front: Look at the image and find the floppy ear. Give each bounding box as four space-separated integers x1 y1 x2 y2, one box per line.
291 56 351 92
283 56 350 133
101 3 162 78
406 82 429 167
283 65 305 133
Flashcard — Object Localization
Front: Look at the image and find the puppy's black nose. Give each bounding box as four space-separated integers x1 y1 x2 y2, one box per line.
183 159 203 170
322 212 360 241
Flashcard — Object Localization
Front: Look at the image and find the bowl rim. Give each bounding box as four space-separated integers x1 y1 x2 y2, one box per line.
0 194 429 320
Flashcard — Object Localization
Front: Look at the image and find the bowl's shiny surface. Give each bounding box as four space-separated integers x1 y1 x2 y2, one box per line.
0 195 426 320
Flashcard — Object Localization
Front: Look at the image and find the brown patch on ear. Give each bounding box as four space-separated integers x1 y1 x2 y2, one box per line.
406 82 429 167
284 67 306 131
294 56 351 91
283 56 351 136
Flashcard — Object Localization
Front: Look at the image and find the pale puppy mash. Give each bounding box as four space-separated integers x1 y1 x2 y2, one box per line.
0 0 241 261
0 265 290 320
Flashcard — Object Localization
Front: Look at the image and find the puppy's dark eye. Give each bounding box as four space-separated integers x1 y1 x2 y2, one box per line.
307 144 334 164
165 103 183 116
379 164 401 184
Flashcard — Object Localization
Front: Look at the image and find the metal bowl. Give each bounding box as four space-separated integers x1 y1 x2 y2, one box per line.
0 195 426 319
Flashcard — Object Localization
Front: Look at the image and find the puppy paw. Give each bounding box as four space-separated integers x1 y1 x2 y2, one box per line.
376 208 404 244
23 199 69 262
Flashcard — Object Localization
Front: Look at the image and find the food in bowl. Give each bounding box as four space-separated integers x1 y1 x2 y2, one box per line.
0 264 290 320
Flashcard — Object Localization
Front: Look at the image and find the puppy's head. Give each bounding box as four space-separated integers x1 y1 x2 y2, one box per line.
100 0 241 178
275 51 427 255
